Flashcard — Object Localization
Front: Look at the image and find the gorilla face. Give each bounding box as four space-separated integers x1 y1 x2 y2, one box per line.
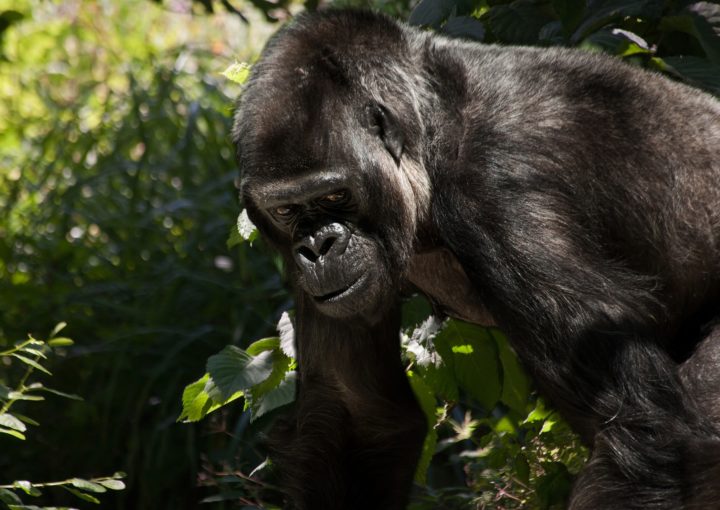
243 170 391 319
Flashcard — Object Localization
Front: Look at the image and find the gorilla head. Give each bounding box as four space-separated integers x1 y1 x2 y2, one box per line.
234 11 430 319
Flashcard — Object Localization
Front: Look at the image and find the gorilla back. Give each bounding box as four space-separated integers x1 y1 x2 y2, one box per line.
233 9 720 510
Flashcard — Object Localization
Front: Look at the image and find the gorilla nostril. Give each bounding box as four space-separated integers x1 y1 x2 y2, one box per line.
319 236 336 256
297 246 318 263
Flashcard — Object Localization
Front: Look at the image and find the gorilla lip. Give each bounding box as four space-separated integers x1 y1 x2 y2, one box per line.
313 273 365 302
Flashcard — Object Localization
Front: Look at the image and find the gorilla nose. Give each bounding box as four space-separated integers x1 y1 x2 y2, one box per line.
293 223 350 265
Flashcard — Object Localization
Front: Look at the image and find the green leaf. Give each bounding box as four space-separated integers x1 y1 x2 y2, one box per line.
0 488 22 505
536 462 573 507
221 62 251 85
207 345 275 400
571 0 661 43
485 0 554 44
442 16 485 41
0 426 25 440
662 55 720 94
277 312 296 359
11 354 51 375
36 386 83 401
494 331 531 413
248 370 296 421
400 294 433 330
48 337 74 347
7 391 44 401
408 371 437 484
97 479 125 490
246 337 280 356
0 413 27 432
50 321 68 338
11 413 39 426
70 479 106 493
64 487 100 504
552 0 585 36
245 343 294 420
13 481 40 497
525 399 553 423
228 209 258 248
19 346 46 359
178 374 212 422
660 3 720 65
177 373 243 423
434 321 502 410
409 0 456 28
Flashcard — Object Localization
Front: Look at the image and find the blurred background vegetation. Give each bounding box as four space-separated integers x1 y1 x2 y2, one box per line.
0 0 718 509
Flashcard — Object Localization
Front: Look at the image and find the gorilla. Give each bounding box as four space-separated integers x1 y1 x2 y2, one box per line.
232 9 720 510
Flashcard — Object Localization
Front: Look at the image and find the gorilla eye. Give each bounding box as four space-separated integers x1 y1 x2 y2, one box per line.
320 190 348 204
274 205 294 217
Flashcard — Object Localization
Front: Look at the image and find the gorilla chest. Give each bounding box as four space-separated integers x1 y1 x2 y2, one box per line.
407 248 495 327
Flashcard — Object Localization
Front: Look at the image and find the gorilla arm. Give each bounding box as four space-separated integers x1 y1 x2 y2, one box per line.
268 293 426 510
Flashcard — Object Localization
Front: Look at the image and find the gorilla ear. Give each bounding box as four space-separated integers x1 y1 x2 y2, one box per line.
364 102 404 163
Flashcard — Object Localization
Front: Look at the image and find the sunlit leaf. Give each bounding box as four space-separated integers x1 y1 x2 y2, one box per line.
11 354 51 375
49 322 68 338
97 479 125 490
277 312 296 359
249 370 296 421
12 481 40 497
207 346 274 400
69 479 106 493
48 337 74 347
245 337 280 356
0 427 25 440
0 413 27 432
221 62 251 85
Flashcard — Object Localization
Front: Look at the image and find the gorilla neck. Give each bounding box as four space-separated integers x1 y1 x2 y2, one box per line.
407 247 495 326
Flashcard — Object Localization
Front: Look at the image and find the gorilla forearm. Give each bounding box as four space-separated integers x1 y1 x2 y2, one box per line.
272 296 425 510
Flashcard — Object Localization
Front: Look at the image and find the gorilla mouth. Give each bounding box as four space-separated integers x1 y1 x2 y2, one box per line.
314 274 365 303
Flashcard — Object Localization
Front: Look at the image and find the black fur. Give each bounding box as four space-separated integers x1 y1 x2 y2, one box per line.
233 9 720 509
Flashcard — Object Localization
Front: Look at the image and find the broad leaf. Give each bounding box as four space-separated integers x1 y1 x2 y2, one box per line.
662 55 720 94
494 331 531 413
207 346 274 400
249 371 297 421
434 320 501 410
277 312 296 359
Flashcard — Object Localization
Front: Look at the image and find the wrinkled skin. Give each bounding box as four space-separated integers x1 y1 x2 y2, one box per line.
233 9 720 510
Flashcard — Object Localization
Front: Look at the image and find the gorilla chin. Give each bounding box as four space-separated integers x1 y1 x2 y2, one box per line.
308 270 378 318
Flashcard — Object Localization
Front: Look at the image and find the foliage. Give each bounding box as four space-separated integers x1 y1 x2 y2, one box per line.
0 325 126 509
406 0 720 95
0 1 280 509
